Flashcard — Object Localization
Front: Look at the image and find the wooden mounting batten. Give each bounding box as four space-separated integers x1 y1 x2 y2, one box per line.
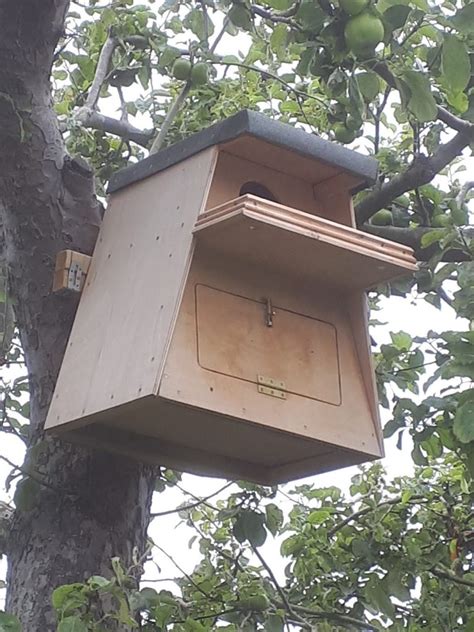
53 250 92 294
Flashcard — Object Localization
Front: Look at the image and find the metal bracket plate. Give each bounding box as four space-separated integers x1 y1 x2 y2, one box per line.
67 262 85 292
257 375 287 399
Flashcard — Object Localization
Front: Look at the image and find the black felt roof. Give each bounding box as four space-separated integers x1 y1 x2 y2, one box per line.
108 109 378 193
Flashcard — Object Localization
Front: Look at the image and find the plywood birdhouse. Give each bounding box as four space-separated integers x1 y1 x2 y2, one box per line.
46 110 417 484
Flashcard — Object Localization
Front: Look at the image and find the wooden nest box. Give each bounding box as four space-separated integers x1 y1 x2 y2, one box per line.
46 111 417 484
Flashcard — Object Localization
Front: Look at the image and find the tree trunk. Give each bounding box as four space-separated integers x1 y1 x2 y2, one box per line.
0 1 155 629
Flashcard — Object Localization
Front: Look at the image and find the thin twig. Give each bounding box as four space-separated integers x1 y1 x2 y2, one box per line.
373 84 391 154
431 566 474 588
150 81 192 154
210 17 230 54
215 60 327 107
251 544 294 616
153 542 214 599
151 481 234 518
276 601 379 631
328 494 425 537
456 181 474 208
398 14 424 48
116 85 128 121
0 454 62 494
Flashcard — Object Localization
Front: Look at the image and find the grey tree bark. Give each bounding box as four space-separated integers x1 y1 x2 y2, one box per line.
0 1 155 629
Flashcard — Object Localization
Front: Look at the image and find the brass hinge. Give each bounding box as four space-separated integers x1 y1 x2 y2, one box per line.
257 375 287 399
53 250 92 294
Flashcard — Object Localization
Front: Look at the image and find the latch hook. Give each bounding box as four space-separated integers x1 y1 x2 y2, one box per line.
263 297 275 327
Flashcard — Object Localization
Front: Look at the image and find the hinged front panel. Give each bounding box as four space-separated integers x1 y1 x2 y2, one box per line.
195 284 341 405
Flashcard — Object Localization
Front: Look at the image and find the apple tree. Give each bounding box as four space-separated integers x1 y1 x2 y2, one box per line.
0 0 472 629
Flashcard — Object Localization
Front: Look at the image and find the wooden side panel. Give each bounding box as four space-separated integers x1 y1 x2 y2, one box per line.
346 292 384 453
159 248 382 457
312 172 358 227
46 148 217 430
206 151 323 216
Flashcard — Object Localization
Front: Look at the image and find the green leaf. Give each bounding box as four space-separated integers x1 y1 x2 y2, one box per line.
451 4 474 34
351 538 372 559
308 509 331 525
348 75 364 117
447 89 468 114
421 229 446 248
183 617 207 631
466 617 474 632
0 612 21 632
270 24 288 58
233 510 267 547
295 1 326 31
365 579 395 618
411 444 428 466
453 396 474 444
401 70 437 122
391 331 412 351
441 35 470 95
183 9 214 41
356 71 381 101
383 418 404 438
383 5 411 30
88 575 112 589
52 584 87 612
266 614 284 632
57 616 88 632
265 503 284 536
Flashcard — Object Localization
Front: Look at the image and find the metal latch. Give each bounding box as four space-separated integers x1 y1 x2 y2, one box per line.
257 375 287 399
262 297 275 327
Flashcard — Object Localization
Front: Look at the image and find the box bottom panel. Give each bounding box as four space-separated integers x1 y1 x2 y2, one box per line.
51 397 380 485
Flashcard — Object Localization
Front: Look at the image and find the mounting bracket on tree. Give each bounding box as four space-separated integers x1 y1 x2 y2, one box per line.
45 110 418 485
53 250 92 294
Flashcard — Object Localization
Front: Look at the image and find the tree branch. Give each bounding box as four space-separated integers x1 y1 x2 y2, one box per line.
150 81 192 154
250 4 302 28
85 34 117 109
431 566 474 588
273 601 378 631
75 109 153 146
72 33 156 146
355 130 474 224
363 224 473 262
